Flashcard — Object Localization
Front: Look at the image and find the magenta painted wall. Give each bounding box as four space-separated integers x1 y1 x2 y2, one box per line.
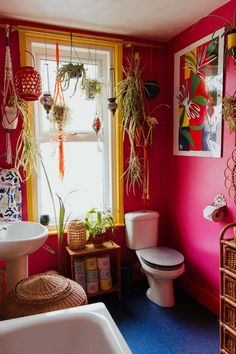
166 0 236 303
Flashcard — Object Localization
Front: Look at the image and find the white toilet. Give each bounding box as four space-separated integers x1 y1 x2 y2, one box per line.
125 210 185 307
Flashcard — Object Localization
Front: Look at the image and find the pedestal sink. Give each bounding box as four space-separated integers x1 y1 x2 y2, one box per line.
0 221 48 290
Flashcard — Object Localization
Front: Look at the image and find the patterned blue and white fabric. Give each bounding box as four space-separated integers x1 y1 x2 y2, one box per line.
0 169 22 222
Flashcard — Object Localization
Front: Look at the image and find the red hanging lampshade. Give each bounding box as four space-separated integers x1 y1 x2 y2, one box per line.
15 51 42 101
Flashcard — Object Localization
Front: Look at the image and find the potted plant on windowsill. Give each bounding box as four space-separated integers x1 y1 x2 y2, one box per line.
84 208 115 247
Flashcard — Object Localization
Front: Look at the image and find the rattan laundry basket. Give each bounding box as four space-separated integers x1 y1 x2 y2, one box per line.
67 219 87 250
0 272 87 320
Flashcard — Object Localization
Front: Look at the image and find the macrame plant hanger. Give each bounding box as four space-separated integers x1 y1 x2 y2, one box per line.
53 42 66 180
1 25 19 164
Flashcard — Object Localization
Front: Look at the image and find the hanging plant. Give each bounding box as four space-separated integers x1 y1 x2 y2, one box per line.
58 62 86 96
15 98 41 181
222 94 236 133
198 9 236 62
117 53 158 199
81 77 102 99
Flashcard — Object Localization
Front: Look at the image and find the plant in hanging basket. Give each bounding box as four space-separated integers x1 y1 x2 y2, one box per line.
222 95 236 133
58 63 86 96
50 104 71 127
81 78 102 99
198 9 236 62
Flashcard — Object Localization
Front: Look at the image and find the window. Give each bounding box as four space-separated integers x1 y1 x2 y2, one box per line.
19 31 123 225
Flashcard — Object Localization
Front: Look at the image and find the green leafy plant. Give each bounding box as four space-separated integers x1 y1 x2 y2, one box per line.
84 208 115 239
58 62 86 96
222 95 236 133
41 161 77 273
116 53 158 197
198 9 236 62
15 97 41 181
81 77 102 99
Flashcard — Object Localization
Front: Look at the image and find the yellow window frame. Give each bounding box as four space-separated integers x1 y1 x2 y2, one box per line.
18 27 124 226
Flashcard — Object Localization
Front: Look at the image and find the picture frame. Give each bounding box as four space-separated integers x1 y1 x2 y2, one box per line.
173 28 224 157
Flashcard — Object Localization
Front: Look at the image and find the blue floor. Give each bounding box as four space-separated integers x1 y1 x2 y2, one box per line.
90 283 219 354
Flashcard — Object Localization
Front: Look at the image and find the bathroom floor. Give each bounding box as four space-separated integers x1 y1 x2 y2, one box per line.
90 282 219 354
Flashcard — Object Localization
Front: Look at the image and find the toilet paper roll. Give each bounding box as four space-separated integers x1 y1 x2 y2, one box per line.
86 281 99 294
74 258 86 290
203 205 224 222
100 278 112 291
85 257 97 271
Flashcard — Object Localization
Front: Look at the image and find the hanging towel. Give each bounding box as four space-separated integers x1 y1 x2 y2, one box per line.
0 168 22 222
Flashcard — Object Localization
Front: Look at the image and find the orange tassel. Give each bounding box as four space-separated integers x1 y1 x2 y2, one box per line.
59 128 64 180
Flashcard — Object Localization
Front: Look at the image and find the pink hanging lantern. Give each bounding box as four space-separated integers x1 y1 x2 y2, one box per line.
15 51 42 101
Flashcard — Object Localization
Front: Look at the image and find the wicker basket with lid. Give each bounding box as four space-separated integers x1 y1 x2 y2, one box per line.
67 219 87 250
0 272 87 320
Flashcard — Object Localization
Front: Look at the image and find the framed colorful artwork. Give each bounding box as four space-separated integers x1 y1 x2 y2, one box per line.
173 28 224 157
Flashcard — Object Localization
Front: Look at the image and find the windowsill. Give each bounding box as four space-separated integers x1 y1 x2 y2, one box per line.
46 223 125 236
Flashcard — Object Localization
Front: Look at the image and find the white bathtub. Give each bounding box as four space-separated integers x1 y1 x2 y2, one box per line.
0 302 132 354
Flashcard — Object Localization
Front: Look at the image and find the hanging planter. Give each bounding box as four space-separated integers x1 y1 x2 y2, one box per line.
51 42 71 180
144 79 160 99
107 67 117 116
15 51 42 101
107 97 118 116
81 78 102 99
222 94 236 133
40 63 54 118
1 25 19 165
200 9 236 62
58 62 86 97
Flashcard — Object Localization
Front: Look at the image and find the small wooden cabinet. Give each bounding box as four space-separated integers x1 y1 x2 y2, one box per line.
220 223 236 354
66 240 121 300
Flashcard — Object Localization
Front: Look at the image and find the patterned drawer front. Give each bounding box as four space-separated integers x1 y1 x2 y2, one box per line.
224 274 236 302
225 247 236 274
223 301 236 331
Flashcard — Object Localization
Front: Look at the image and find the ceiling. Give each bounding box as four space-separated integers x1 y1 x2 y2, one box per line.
0 0 230 41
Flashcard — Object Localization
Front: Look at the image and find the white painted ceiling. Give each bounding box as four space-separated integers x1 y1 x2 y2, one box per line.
0 0 230 41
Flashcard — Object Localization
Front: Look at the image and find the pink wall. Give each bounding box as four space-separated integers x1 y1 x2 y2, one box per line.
166 0 236 312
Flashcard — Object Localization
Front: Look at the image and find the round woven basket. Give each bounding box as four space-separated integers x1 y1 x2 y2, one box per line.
0 272 87 320
67 219 87 250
